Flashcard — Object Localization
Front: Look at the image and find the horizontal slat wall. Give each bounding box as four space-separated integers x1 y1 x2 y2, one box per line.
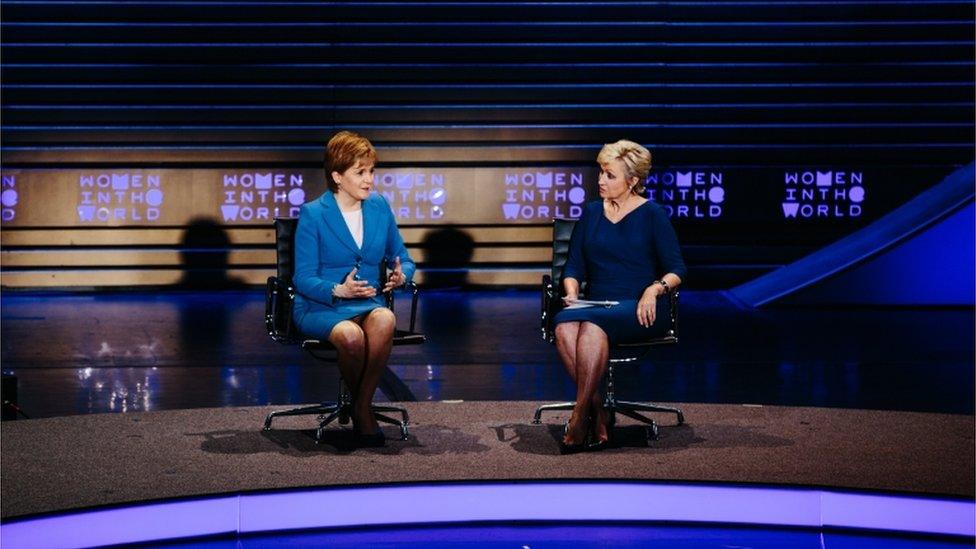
0 224 552 287
1 0 973 288
0 268 547 288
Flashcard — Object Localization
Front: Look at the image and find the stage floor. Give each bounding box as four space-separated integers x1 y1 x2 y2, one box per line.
1 402 972 519
1 289 973 417
2 289 974 540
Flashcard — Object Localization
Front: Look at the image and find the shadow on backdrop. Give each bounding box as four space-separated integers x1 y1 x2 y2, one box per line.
179 217 247 290
176 218 246 407
417 228 477 363
420 227 475 289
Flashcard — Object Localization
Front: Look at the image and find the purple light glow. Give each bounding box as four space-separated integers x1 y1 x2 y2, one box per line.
238 483 821 532
0 496 238 549
821 491 975 537
1 483 972 549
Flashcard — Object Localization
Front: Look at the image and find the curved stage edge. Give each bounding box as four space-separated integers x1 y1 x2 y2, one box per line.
1 481 973 548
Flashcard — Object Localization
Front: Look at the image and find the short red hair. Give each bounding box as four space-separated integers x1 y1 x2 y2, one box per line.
325 131 377 192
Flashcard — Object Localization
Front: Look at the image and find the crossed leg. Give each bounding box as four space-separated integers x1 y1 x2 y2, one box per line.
555 321 610 445
328 307 397 435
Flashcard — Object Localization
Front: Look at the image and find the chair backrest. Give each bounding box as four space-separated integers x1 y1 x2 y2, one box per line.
266 217 300 344
551 218 576 285
275 217 299 282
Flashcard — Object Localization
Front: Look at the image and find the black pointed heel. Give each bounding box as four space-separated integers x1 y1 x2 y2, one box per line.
356 429 386 448
559 421 588 455
587 407 612 451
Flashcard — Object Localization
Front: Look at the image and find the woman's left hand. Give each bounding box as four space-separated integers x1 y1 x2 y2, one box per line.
383 256 406 293
637 285 659 328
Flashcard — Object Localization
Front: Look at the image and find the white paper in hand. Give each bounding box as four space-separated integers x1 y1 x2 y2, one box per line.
564 299 619 310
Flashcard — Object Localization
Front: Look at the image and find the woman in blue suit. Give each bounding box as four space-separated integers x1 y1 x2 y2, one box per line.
292 131 415 444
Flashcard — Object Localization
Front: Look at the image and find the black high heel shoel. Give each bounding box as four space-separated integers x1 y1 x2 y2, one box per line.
586 407 612 451
559 420 589 455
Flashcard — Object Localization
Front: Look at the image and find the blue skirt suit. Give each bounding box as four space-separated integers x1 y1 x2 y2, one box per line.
292 191 416 338
553 200 687 344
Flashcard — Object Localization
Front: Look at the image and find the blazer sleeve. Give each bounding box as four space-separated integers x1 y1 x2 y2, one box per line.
562 206 589 282
384 207 416 282
652 207 688 281
293 204 336 304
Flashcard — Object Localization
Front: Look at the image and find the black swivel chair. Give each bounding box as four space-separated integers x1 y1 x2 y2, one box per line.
263 217 425 441
534 218 684 439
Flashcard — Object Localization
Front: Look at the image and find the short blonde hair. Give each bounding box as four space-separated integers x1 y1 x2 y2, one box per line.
325 131 377 192
597 139 652 194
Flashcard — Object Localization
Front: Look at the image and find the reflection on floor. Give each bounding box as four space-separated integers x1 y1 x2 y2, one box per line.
1 289 973 418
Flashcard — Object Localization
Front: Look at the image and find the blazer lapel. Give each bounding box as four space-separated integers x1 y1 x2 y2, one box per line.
360 195 382 256
319 192 361 256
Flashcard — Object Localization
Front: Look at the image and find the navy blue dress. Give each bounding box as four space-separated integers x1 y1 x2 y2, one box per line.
553 199 687 343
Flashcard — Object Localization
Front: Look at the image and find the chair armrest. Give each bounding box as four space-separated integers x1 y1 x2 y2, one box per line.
381 256 421 334
668 291 680 339
404 281 420 333
266 276 299 344
541 275 559 343
385 281 422 332
265 277 276 336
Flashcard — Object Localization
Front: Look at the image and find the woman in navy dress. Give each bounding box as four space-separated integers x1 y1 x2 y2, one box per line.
553 140 687 451
292 131 415 444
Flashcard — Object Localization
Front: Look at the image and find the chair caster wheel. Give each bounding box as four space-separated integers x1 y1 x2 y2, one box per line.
646 422 659 441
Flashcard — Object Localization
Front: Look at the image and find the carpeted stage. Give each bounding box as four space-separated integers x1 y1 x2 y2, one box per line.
2 401 972 519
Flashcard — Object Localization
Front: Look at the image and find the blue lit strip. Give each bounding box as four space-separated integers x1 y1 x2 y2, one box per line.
4 61 969 68
0 20 968 27
2 1 972 5
6 41 972 46
5 102 972 109
0 83 972 91
0 482 972 549
0 82 971 89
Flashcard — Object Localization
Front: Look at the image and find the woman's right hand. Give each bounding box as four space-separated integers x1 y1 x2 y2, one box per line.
562 277 580 306
333 267 377 299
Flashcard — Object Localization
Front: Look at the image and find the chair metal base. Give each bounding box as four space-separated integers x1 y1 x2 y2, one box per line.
264 401 410 442
532 398 683 441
